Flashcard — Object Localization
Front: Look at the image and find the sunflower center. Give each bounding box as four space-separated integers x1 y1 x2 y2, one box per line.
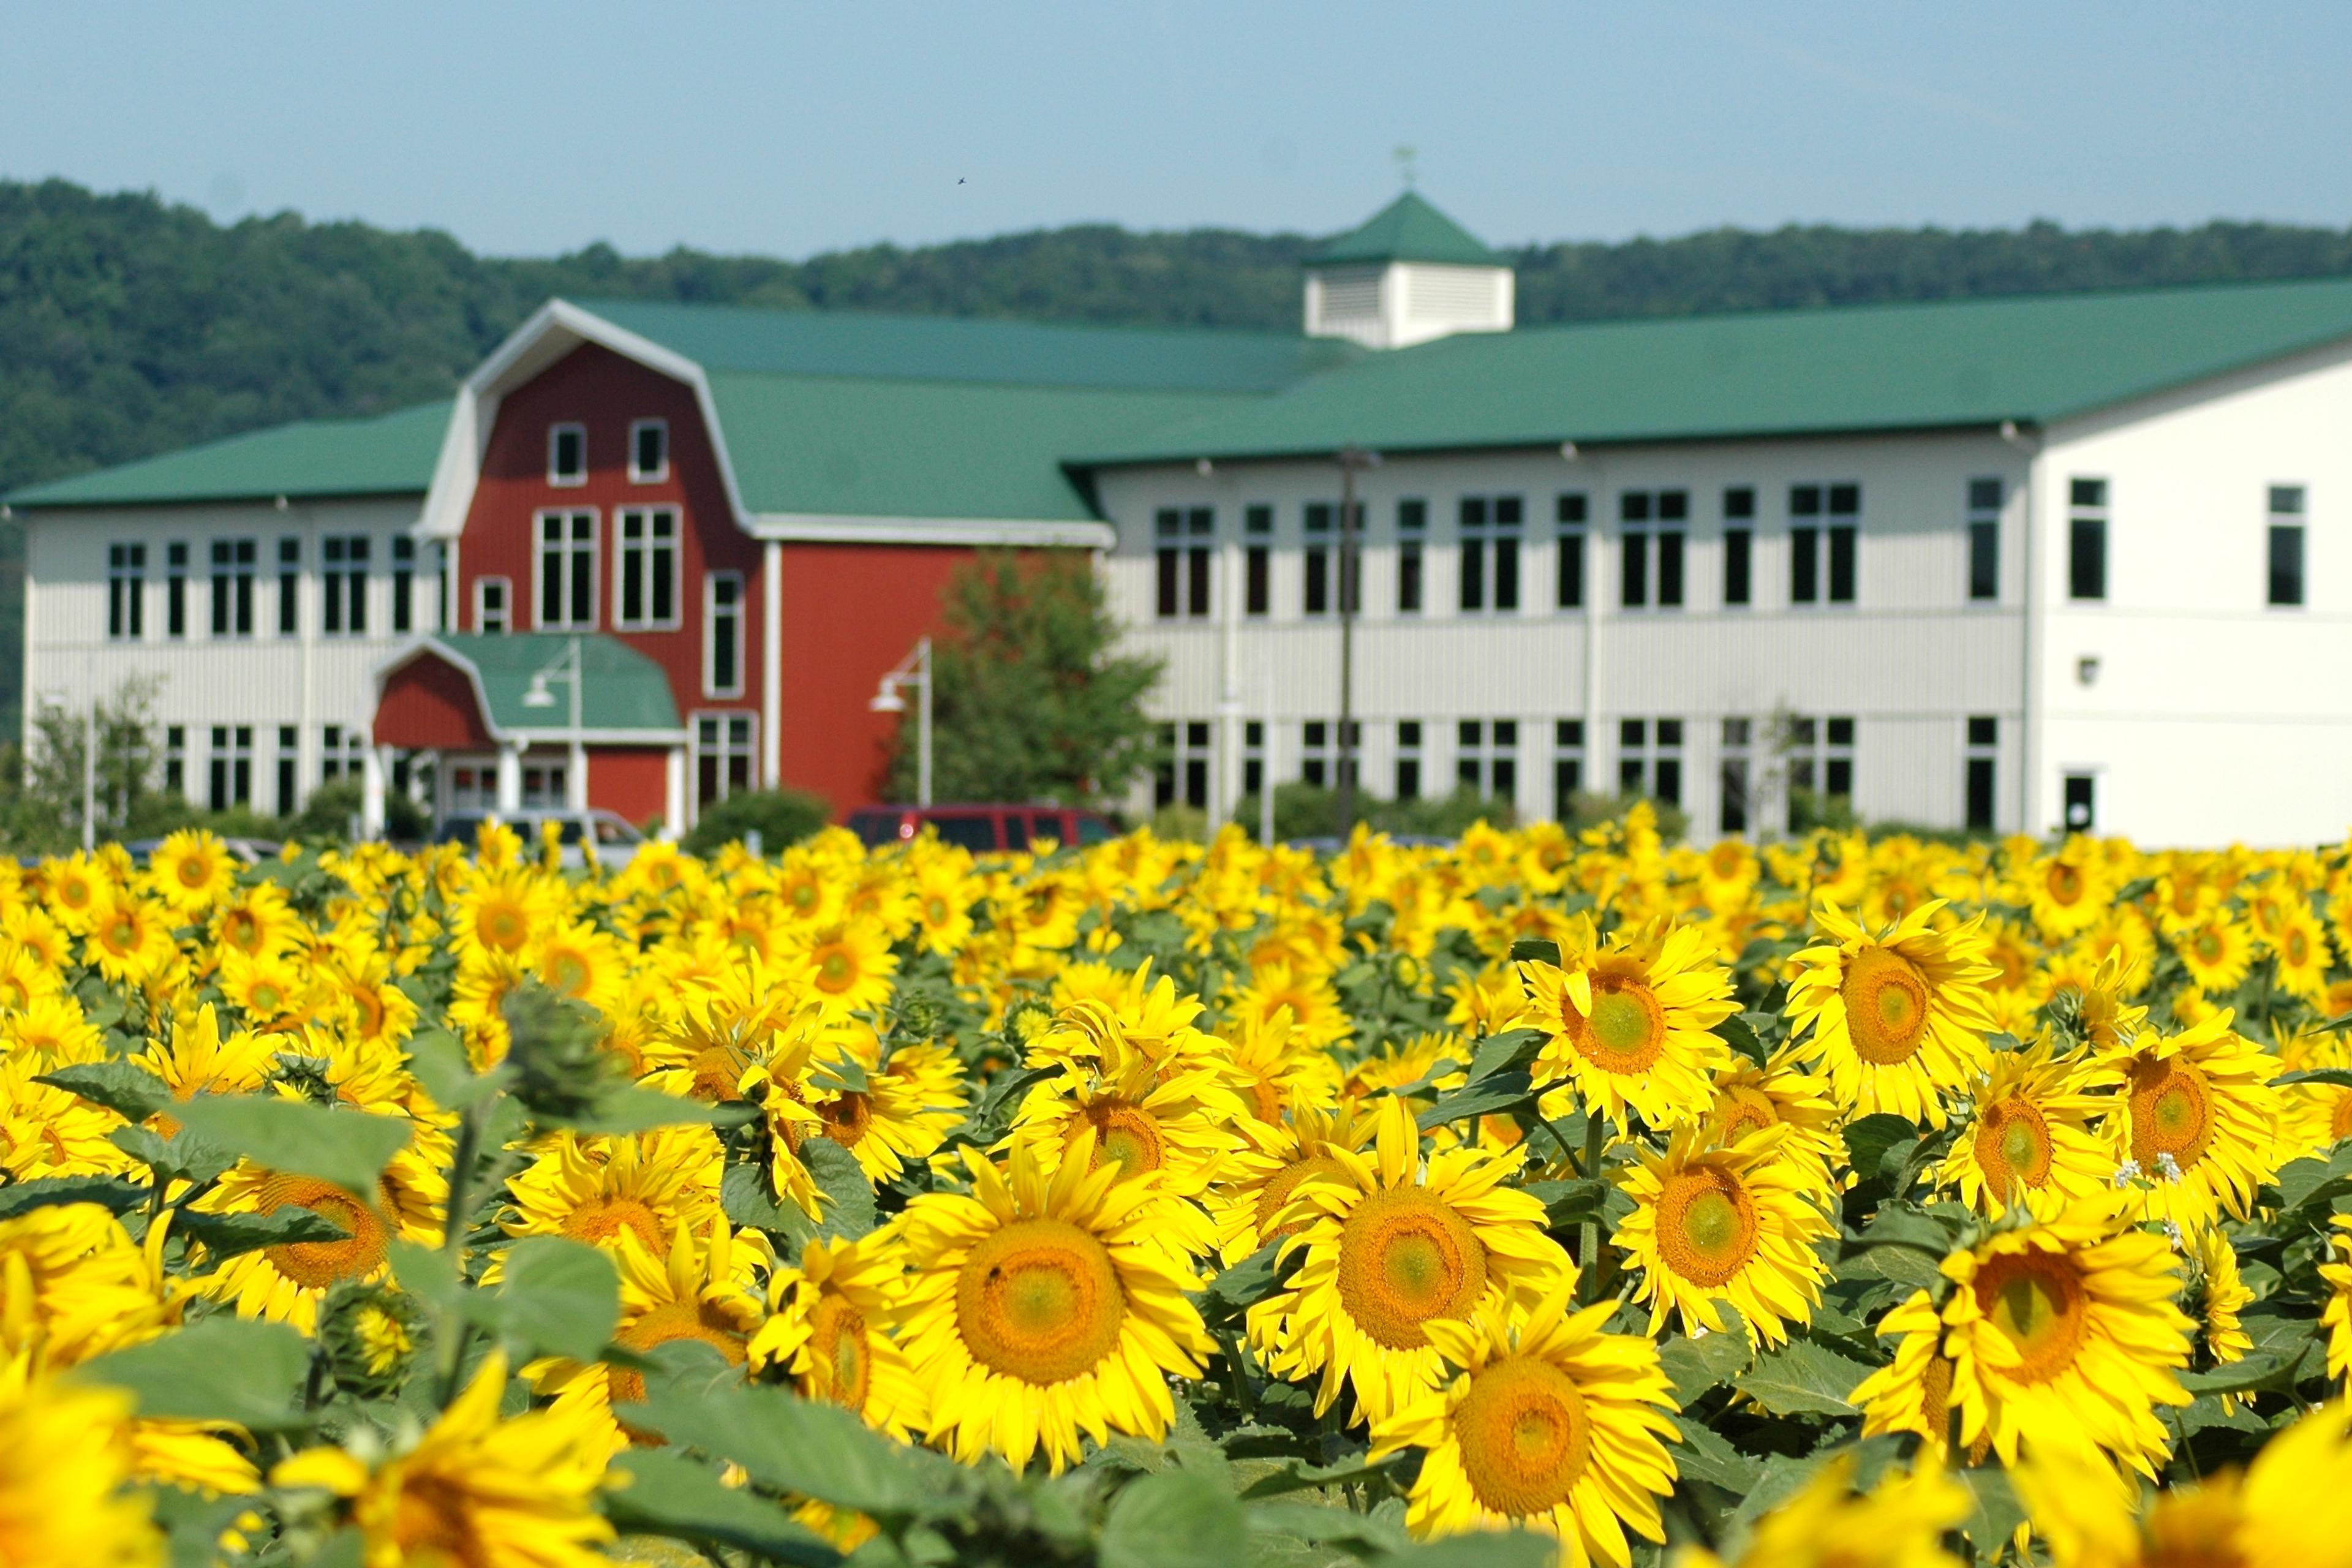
954 1217 1127 1386
2127 1056 2216 1172
176 858 209 890
815 948 856 993
1333 1188 1488 1350
545 951 591 998
222 912 262 952
1973 1251 2089 1384
1452 1355 1594 1518
2049 865 2084 903
1579 981 1666 1074
2195 932 2223 962
1654 1168 1760 1287
610 1300 750 1406
2288 930 2311 966
1254 1154 1344 1242
687 1047 747 1102
477 903 528 952
1973 1097 2053 1199
2329 1095 2352 1145
818 1092 873 1148
1841 946 1932 1066
1081 1100 1165 1178
255 1175 389 1291
560 1195 666 1256
1717 1087 1780 1143
808 1294 872 1411
391 1475 477 1562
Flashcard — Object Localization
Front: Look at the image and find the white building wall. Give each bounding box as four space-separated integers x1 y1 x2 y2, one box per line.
1099 431 2030 842
2034 341 2352 846
24 495 432 812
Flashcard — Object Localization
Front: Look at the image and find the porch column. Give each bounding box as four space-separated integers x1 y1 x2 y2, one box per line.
567 738 589 812
761 540 783 788
663 745 687 840
360 747 388 839
495 743 522 815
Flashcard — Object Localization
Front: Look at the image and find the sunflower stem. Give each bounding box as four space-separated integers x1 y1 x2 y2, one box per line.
1218 1329 1257 1419
1579 1114 1607 1303
432 1099 488 1404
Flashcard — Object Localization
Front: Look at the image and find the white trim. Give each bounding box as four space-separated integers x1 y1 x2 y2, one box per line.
628 418 671 484
760 541 782 786
704 568 745 699
420 299 756 540
369 636 687 748
532 507 600 630
690 708 761 813
473 574 511 635
613 506 683 630
547 423 587 488
746 512 1115 548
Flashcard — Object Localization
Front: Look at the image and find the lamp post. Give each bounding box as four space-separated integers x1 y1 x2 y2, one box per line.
1334 445 1380 838
870 636 933 807
520 635 586 812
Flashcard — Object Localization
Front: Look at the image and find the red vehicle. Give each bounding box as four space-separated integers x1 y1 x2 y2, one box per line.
845 804 1118 853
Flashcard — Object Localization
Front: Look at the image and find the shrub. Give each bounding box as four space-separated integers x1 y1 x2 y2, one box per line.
680 788 831 858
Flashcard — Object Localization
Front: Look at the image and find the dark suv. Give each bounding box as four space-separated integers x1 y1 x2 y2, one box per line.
845 804 1118 853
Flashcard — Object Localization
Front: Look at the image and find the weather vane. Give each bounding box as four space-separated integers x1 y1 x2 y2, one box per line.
1393 145 1418 189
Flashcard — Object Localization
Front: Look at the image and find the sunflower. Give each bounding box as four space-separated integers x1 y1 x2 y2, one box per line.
1263 1096 1570 1427
802 1027 968 1183
1677 1451 1969 1568
273 1350 612 1568
1221 1006 1341 1129
2031 839 2113 941
527 919 631 1016
1939 1037 2112 1219
1208 1101 1379 1269
790 921 899 1021
2174 911 2253 995
0 993 103 1063
2095 1010 2282 1227
208 880 300 961
216 948 312 1028
1700 1047 1845 1188
1784 900 1997 1127
2319 1216 2352 1385
0 1055 139 1182
1008 1047 1245 1259
1924 1200 2192 1477
2185 1223 2252 1389
500 1127 725 1259
197 1136 447 1331
895 1133 1213 1473
747 1233 925 1438
1613 1125 1833 1348
1849 1285 1964 1457
1520 922 1737 1134
143 828 236 916
0 1368 164 1567
600 1218 772 1412
39 853 110 936
1366 1287 1675 1566
2276 909 2335 1003
451 867 554 960
81 893 174 985
0 1204 178 1370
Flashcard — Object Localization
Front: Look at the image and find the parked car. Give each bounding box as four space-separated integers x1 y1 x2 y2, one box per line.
123 835 281 865
844 804 1117 854
432 809 646 869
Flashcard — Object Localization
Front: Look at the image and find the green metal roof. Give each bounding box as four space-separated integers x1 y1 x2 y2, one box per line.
7 401 448 508
426 633 681 733
1079 275 2352 464
1306 193 1503 268
579 298 1357 393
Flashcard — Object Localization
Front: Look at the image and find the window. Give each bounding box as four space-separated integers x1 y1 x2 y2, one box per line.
1722 488 1754 606
1243 720 1265 797
1303 504 1332 616
2068 478 2107 601
276 537 301 635
1965 715 1997 832
695 714 758 807
392 538 416 632
629 419 669 483
1719 717 1752 835
1154 721 1213 810
1397 500 1426 614
107 543 145 639
208 725 253 812
1787 715 1855 804
1395 720 1422 799
319 724 366 783
276 726 300 815
1556 493 1587 608
705 571 744 697
548 423 586 486
1153 507 1213 619
1244 505 1272 617
2062 772 2097 834
209 539 255 636
1301 721 1332 787
1455 719 1517 800
322 535 370 635
475 576 510 635
435 541 451 632
1553 719 1585 821
1617 718 1683 804
1790 484 1860 604
166 543 188 638
1619 491 1687 608
522 761 567 810
1967 478 2002 601
163 726 186 798
535 510 597 628
2269 485 2307 608
617 508 680 628
1458 496 1522 612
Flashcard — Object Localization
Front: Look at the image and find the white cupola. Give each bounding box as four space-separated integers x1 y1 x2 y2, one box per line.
1302 192 1515 350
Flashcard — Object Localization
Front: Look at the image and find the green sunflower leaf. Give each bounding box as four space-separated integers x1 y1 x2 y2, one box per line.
0 1174 149 1221
1414 1069 1535 1130
75 1317 313 1432
169 1093 412 1199
173 1203 352 1261
619 1381 946 1526
1374 1532 1558 1568
34 1059 173 1123
1732 1338 1871 1417
603 1449 844 1567
478 1235 620 1363
1099 1468 1249 1568
1507 938 1562 968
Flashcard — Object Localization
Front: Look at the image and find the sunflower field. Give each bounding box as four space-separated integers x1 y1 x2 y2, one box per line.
13 811 2352 1567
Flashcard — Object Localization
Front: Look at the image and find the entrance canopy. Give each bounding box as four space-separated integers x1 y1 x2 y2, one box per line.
374 633 685 750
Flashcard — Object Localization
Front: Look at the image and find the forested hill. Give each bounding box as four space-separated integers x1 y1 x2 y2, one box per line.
2 175 2352 732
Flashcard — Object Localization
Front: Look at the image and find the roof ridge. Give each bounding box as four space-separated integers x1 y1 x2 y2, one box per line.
570 294 1319 347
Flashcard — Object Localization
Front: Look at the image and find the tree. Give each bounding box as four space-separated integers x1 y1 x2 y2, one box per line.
883 552 1160 806
0 674 178 851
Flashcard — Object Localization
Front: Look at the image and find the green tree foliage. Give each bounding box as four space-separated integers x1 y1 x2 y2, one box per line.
0 675 180 850
679 787 833 856
885 552 1159 805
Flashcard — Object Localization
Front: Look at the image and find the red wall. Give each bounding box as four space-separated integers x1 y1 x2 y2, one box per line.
375 656 495 750
461 342 765 734
590 747 670 826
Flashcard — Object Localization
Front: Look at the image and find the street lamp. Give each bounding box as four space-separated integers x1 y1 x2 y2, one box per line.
520 635 585 812
1334 445 1380 837
870 636 932 807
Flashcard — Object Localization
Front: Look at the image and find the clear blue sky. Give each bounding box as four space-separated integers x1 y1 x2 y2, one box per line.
7 1 2348 259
